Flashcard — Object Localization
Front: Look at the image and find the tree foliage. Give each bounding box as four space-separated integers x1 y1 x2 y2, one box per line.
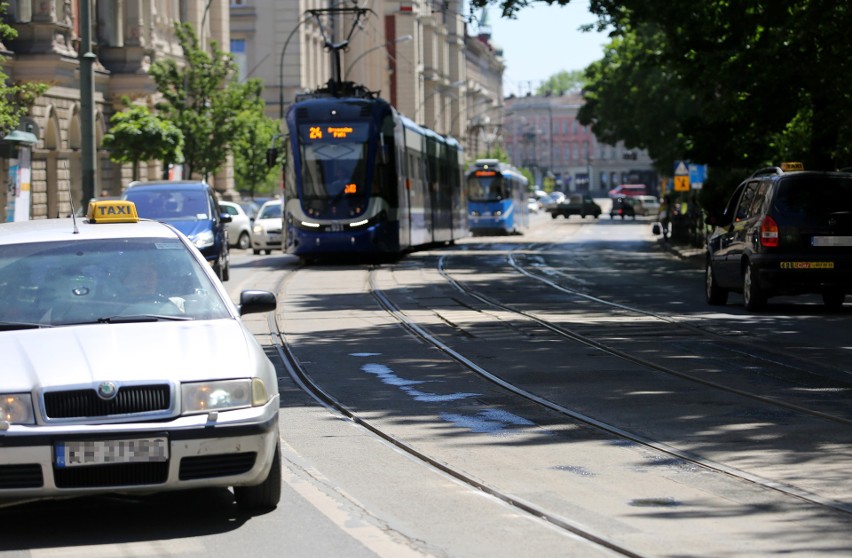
231 80 280 199
101 98 183 181
577 0 852 177
0 3 48 136
536 70 586 96
148 24 250 180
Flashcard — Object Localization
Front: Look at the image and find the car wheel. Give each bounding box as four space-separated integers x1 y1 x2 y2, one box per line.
221 258 230 282
252 248 261 255
705 261 728 305
234 443 281 511
264 249 272 255
550 213 557 219
743 263 766 311
237 232 251 250
822 290 846 308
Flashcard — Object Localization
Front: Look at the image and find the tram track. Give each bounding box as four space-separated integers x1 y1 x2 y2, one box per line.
436 253 852 426
266 268 647 558
362 264 852 517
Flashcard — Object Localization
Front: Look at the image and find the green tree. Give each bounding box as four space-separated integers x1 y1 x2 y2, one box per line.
579 0 852 173
148 23 249 181
0 3 48 136
537 70 586 96
232 81 280 199
101 99 184 181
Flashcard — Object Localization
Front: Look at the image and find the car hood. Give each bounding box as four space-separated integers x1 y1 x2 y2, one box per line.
167 219 212 239
2 320 270 391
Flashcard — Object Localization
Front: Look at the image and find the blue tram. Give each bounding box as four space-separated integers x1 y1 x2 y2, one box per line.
276 82 467 260
466 159 530 236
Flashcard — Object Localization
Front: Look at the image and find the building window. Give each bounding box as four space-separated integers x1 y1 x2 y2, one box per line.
231 39 247 81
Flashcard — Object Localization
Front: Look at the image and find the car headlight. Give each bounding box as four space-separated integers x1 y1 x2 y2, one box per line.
1 394 35 424
190 229 215 249
181 379 268 415
252 224 265 235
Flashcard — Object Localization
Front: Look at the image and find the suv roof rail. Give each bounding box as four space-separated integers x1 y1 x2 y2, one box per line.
750 166 783 178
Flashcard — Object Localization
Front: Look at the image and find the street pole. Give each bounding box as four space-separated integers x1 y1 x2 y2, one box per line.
79 0 96 207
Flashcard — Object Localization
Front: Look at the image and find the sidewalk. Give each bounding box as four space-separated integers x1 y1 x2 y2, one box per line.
658 238 704 266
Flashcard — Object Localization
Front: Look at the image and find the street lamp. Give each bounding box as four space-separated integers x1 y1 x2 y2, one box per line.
343 35 413 82
278 16 313 119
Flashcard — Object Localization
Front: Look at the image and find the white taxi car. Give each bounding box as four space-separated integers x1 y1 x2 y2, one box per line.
0 201 281 510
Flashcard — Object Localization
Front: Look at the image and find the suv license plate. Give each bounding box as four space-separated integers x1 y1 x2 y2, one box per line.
812 236 852 247
55 437 169 468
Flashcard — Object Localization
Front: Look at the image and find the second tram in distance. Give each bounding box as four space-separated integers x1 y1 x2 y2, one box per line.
276 82 467 261
466 159 529 236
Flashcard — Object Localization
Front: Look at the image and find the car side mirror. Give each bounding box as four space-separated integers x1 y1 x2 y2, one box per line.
220 213 232 224
239 290 277 316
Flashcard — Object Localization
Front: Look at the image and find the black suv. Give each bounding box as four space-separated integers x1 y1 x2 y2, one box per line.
547 193 602 219
705 165 852 310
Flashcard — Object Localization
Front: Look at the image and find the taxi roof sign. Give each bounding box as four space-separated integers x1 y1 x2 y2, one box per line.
87 200 139 223
781 162 804 172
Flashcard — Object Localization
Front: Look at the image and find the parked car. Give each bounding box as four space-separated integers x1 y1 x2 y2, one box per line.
610 196 637 219
251 199 283 255
122 180 231 281
705 163 852 310
220 200 253 250
633 195 661 217
0 200 280 510
527 197 542 213
547 193 602 219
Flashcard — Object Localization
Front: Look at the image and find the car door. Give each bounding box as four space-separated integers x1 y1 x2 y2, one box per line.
708 182 748 287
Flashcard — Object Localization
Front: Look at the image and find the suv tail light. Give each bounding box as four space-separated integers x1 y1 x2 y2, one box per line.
760 215 779 247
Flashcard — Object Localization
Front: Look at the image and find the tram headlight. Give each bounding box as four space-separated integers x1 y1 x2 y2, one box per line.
470 211 480 217
494 210 502 216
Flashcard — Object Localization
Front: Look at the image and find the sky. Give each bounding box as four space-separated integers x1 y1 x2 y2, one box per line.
481 1 611 97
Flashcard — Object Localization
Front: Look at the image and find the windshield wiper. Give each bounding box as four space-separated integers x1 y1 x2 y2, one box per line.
97 314 192 324
0 322 54 331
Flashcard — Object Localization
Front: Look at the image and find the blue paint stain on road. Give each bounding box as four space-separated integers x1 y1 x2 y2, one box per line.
360 363 480 401
441 409 535 435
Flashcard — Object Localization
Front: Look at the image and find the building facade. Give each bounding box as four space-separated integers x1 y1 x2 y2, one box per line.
1 0 230 222
502 93 658 194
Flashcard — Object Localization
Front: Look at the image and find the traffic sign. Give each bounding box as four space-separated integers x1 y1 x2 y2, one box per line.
674 175 690 192
674 161 689 176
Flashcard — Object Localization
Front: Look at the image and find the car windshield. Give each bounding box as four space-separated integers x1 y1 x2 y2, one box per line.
258 203 282 220
0 238 231 327
124 189 212 221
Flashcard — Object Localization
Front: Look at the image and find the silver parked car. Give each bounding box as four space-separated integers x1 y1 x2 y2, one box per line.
220 200 253 250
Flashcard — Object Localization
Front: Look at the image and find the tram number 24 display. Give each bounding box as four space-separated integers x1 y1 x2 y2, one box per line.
309 126 355 140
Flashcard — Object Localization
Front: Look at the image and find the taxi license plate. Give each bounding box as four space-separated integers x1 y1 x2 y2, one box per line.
55 437 168 468
812 236 852 247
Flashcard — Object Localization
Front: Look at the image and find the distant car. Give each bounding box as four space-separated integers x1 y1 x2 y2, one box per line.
251 199 283 255
122 180 231 281
610 196 637 219
608 184 648 199
0 200 281 510
219 200 253 250
548 193 602 219
705 163 852 310
633 195 661 216
527 197 542 213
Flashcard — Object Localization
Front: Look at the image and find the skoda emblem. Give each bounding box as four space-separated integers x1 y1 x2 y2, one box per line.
97 382 118 400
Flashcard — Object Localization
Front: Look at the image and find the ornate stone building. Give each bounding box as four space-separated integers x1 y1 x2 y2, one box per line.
1 0 230 221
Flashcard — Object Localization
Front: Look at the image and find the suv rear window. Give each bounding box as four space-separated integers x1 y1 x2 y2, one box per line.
774 175 852 219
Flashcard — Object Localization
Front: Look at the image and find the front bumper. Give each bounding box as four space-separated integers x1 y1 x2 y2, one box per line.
0 404 279 501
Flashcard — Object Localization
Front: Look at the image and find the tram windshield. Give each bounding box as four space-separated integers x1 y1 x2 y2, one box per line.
297 123 370 216
467 171 507 202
